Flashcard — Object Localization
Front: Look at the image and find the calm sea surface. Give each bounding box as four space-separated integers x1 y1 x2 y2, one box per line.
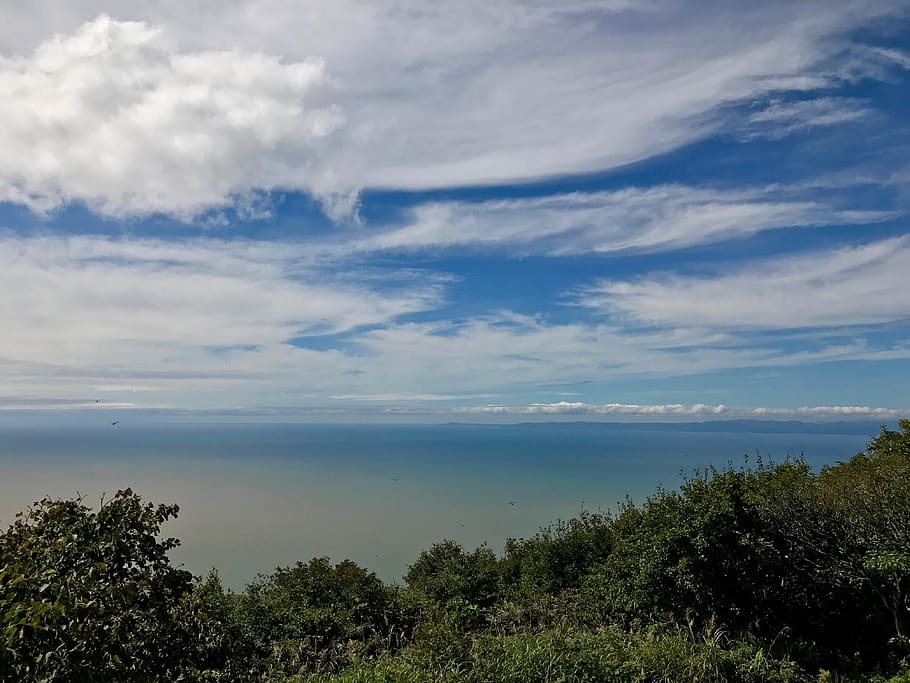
0 422 876 588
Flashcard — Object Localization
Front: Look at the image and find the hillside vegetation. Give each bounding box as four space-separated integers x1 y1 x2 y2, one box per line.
2 421 910 681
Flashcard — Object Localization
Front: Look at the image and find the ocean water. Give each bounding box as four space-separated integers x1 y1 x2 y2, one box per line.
0 422 877 589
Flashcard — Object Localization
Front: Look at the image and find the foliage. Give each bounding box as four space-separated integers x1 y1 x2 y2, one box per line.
404 540 500 612
174 570 260 681
757 420 910 659
817 420 910 646
500 509 613 602
0 489 201 681
235 557 409 677
575 463 806 631
297 625 807 683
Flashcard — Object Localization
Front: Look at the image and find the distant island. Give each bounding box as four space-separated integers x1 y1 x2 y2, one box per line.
442 419 894 435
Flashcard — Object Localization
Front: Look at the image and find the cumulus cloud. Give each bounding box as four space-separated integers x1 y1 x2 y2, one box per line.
0 2 906 217
457 402 906 420
753 405 906 418
337 185 894 256
0 15 343 218
457 402 729 416
577 237 910 330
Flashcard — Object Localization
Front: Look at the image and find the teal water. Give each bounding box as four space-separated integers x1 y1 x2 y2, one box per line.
0 422 876 589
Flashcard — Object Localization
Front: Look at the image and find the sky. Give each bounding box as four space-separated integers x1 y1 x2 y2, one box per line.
1 0 909 423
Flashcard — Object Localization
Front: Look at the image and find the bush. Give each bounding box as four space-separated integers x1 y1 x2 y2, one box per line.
0 489 205 681
404 540 500 613
235 557 408 677
575 464 798 631
574 422 910 672
500 509 614 603
174 570 260 681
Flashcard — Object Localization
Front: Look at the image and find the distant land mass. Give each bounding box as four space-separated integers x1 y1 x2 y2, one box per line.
442 420 893 436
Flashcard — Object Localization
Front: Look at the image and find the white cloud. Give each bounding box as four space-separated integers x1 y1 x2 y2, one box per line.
458 401 729 416
330 392 491 402
0 401 140 411
337 314 910 401
0 15 343 218
91 384 158 392
0 3 906 217
333 0 903 191
0 233 441 370
577 237 910 329
744 97 872 139
457 402 906 420
868 47 910 70
337 185 894 256
753 405 906 418
1 232 908 413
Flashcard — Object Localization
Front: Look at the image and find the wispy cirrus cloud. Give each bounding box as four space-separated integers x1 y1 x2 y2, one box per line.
1 244 907 413
332 313 910 406
0 233 442 370
337 185 896 257
866 46 910 71
330 393 493 402
743 97 873 140
576 237 910 330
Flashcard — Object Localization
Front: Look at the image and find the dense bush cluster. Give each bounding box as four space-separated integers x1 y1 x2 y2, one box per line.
2 421 909 681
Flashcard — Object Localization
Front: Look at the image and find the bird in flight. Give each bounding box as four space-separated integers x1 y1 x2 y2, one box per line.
391 477 400 482
112 421 120 426
508 501 517 506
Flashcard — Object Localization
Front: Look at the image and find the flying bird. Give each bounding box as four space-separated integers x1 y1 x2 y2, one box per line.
111 421 120 426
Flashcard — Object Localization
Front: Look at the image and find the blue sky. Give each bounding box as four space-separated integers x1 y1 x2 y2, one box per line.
1 1 909 421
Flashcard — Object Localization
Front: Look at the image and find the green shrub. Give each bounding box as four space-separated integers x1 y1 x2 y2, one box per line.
0 489 204 681
235 557 408 677
500 510 614 603
404 540 500 613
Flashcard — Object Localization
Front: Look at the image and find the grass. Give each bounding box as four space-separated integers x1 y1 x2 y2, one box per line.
295 624 808 683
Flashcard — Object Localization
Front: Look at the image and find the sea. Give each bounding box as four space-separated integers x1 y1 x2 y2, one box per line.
0 420 884 589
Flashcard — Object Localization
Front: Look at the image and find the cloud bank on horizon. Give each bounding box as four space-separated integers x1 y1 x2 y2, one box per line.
0 1 908 422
